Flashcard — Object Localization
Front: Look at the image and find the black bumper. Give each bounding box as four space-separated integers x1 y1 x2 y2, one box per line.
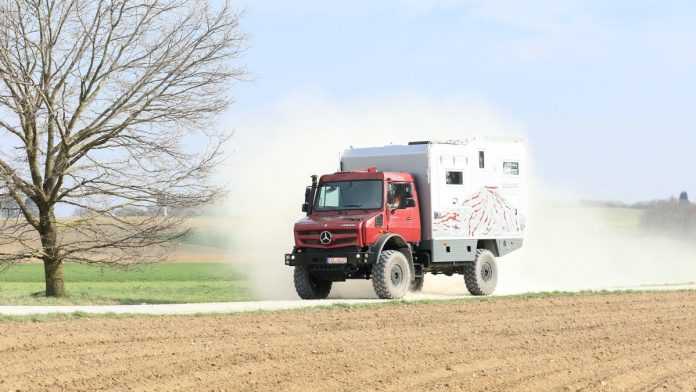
284 250 375 267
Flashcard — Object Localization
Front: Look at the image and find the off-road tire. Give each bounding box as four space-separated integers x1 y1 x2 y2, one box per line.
409 276 424 293
294 265 332 300
372 250 411 299
464 249 498 296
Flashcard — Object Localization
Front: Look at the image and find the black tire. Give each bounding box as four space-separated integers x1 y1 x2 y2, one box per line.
464 249 498 296
372 250 411 299
409 276 424 293
294 265 332 300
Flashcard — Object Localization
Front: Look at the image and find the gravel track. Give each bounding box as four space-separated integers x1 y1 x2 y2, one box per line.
2 291 696 391
0 293 463 316
2 283 695 316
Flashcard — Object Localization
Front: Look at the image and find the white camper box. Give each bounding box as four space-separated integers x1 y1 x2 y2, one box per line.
341 139 527 263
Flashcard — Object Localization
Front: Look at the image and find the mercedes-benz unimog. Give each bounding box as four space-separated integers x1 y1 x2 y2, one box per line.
285 139 527 299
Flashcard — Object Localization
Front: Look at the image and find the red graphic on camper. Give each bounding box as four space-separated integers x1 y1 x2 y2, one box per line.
433 186 524 237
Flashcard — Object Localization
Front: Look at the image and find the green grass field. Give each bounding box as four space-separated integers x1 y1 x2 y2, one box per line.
0 263 252 305
176 231 232 249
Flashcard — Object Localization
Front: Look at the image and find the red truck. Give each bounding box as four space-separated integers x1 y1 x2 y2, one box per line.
285 140 527 299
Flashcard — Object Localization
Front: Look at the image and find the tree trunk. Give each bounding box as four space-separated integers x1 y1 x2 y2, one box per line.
44 258 65 297
39 207 65 297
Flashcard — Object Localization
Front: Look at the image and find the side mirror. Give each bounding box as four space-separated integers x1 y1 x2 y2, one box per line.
405 198 416 208
302 203 309 212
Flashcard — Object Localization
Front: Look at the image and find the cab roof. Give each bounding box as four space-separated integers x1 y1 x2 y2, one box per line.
320 167 414 183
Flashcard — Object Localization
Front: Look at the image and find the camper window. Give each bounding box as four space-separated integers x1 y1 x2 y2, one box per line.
446 171 463 185
503 161 519 175
479 151 485 168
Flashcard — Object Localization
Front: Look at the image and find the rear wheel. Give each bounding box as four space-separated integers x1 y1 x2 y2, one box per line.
409 276 424 293
294 265 332 299
464 249 498 296
372 250 411 299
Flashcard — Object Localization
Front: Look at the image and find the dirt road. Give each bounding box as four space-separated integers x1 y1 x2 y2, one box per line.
2 291 696 391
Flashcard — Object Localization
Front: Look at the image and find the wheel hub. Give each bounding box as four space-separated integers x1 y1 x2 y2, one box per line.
481 261 493 282
390 264 403 286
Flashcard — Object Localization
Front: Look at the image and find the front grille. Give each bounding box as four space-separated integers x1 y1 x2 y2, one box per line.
297 229 359 248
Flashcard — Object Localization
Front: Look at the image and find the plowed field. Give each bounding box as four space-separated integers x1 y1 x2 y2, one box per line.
2 291 696 391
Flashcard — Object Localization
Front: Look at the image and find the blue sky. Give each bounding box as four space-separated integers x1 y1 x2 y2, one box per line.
224 0 696 203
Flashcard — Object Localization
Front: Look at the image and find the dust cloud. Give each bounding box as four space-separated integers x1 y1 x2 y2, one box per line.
225 94 696 300
418 179 696 297
226 94 522 299
496 181 696 295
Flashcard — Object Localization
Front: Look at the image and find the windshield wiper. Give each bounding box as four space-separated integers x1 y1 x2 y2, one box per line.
343 204 374 213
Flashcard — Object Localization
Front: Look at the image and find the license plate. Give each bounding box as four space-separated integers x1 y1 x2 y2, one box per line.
327 257 348 264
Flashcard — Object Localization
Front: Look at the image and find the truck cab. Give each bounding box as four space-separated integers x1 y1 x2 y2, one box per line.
286 168 421 299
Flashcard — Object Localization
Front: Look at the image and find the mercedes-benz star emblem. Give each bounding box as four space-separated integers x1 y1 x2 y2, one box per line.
319 231 332 245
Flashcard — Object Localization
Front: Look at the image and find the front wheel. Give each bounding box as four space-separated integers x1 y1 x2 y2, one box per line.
294 265 332 299
372 250 411 299
464 249 498 296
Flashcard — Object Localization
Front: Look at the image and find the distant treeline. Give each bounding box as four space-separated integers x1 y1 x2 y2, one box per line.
581 194 696 236
578 199 671 209
74 205 198 218
0 195 38 218
640 199 696 236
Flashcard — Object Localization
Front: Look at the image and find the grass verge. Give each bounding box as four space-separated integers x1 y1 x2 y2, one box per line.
0 263 251 305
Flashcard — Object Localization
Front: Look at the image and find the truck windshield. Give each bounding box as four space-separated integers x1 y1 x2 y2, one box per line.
314 180 383 211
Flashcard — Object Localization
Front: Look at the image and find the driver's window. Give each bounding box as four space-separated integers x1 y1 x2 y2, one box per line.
317 186 340 208
388 183 412 209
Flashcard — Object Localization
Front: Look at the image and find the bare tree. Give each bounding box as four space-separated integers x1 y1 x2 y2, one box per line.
0 194 22 217
0 0 247 296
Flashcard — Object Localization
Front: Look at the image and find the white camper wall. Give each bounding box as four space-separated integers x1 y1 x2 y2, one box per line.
429 139 527 241
341 139 527 245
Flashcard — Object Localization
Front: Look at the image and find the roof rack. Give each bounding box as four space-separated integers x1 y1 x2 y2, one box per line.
408 139 472 145
407 137 523 146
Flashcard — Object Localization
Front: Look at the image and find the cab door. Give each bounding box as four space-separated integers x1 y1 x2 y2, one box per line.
386 182 420 242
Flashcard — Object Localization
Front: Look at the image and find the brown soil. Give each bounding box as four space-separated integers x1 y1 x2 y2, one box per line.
2 291 696 391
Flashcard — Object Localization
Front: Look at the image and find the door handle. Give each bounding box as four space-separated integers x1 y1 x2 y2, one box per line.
406 217 412 221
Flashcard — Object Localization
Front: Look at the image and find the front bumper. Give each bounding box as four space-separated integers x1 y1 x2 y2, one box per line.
284 250 375 267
